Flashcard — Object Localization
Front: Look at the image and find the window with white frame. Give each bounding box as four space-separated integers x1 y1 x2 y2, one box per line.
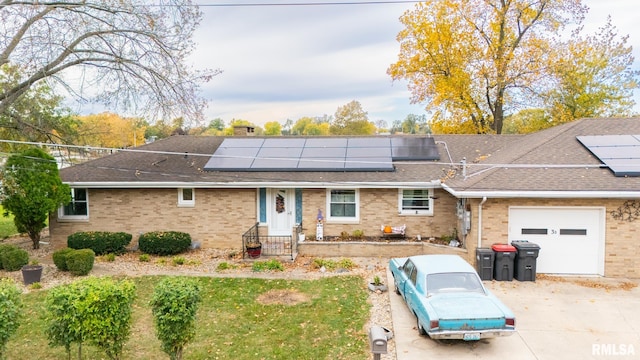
178 188 195 207
59 188 89 219
326 189 359 222
399 189 433 215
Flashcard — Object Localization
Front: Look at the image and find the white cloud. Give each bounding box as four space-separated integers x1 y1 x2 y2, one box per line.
190 0 640 126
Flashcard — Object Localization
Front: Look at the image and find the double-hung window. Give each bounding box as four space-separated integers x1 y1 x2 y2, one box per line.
399 189 433 215
327 189 359 222
59 188 89 220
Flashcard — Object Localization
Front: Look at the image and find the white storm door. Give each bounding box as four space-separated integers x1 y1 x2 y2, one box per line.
268 188 294 236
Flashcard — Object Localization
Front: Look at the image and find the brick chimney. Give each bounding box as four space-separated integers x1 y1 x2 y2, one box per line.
233 126 255 136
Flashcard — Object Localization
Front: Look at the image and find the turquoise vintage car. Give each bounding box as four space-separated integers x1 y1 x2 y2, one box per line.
389 254 516 341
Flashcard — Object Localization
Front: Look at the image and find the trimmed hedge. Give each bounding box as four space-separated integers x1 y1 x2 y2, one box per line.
52 248 75 271
65 249 95 276
0 245 29 271
67 231 132 255
0 244 13 270
139 231 192 256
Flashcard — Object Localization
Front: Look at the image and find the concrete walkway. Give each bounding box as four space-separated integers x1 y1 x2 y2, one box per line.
387 267 640 360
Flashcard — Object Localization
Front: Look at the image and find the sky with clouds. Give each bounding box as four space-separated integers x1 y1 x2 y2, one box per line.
189 0 640 127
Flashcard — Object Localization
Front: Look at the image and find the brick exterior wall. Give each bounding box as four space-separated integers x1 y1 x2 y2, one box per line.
50 187 638 278
463 198 639 278
301 188 458 241
50 187 459 251
49 188 257 249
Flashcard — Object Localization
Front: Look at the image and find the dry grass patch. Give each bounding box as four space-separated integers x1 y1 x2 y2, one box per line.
256 289 311 305
537 274 638 291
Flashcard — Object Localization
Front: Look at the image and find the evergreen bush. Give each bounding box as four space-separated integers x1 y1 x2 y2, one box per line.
0 245 29 271
52 248 75 271
66 249 95 276
139 231 192 255
67 231 132 255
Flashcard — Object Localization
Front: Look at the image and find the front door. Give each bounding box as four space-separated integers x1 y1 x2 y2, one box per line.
268 188 294 236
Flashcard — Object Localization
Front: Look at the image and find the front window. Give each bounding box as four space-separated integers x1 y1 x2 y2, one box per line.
399 189 433 215
59 188 88 219
326 189 359 222
178 188 195 207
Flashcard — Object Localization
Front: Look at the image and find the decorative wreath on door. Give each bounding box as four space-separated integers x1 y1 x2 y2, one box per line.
276 193 285 213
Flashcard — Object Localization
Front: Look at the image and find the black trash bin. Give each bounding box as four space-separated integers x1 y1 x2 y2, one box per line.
475 248 495 280
491 244 516 281
511 241 541 281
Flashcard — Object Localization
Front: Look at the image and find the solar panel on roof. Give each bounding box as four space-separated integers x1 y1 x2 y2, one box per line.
203 136 440 172
577 135 640 177
391 137 440 160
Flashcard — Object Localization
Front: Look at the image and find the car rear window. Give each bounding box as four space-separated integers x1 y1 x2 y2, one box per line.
426 273 485 295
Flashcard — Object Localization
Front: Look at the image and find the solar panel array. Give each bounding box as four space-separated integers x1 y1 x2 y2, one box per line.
203 137 440 172
577 135 640 177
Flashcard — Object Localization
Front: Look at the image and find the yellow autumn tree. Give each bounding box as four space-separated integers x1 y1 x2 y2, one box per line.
76 112 145 148
330 100 375 135
545 18 639 124
388 0 586 134
263 121 282 136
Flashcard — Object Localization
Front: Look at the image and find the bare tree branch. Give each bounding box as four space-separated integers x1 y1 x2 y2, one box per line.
0 0 220 125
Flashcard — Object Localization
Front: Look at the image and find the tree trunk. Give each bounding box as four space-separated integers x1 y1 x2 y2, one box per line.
30 230 41 249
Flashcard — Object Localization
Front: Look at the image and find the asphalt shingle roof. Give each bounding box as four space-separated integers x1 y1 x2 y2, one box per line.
444 117 640 194
60 117 640 195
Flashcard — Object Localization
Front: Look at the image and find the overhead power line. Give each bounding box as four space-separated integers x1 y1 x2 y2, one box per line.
194 1 421 7
0 139 608 170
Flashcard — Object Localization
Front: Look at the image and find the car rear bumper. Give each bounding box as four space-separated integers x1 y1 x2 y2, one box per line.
428 328 515 340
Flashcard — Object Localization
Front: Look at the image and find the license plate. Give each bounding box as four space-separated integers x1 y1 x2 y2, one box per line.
463 333 481 341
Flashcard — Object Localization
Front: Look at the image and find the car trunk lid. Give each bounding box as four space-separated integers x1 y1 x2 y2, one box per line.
430 293 506 330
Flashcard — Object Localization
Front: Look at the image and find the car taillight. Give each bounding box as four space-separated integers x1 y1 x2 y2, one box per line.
430 320 439 329
505 318 515 327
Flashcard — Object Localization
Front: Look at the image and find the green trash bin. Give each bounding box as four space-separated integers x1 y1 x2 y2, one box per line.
491 244 516 281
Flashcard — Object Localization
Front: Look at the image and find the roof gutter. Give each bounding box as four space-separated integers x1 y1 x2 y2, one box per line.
441 183 640 199
63 180 442 189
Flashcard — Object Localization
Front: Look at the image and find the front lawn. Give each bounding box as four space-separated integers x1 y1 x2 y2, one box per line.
0 205 18 238
6 275 371 359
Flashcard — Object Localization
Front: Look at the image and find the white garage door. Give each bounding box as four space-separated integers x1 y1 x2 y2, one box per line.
508 207 605 275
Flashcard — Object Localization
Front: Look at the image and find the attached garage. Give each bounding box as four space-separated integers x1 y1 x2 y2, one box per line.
508 207 605 276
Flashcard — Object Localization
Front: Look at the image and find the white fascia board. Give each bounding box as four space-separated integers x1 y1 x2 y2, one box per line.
64 180 442 189
441 183 640 199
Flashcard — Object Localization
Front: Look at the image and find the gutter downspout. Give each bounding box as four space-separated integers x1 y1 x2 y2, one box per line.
477 197 487 248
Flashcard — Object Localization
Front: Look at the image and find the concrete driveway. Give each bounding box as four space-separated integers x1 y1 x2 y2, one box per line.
387 268 640 360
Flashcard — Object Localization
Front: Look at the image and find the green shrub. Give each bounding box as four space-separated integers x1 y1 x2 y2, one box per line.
337 258 356 270
139 231 192 256
52 248 75 271
139 254 151 262
67 231 132 255
104 253 116 262
0 244 14 269
216 262 237 271
311 258 356 272
0 245 29 271
252 259 284 272
150 277 202 360
172 256 185 266
0 278 22 359
66 249 95 276
46 277 136 360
